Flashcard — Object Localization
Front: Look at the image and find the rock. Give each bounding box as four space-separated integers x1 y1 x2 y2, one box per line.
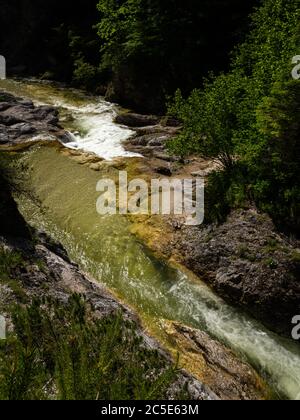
191 169 215 177
165 322 270 400
0 102 13 112
160 116 181 127
175 209 300 335
18 99 34 108
130 134 153 146
0 92 17 103
89 163 101 171
0 125 8 143
33 106 58 119
0 231 217 401
115 112 161 127
0 90 69 146
0 114 23 126
45 115 59 126
11 123 36 135
134 125 181 136
156 166 172 176
148 136 168 147
153 152 180 162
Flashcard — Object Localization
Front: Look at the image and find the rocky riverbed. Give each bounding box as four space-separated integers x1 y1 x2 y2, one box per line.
0 89 275 400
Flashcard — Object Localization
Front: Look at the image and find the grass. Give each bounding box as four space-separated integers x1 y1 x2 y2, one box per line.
262 239 281 254
264 258 279 270
0 295 183 400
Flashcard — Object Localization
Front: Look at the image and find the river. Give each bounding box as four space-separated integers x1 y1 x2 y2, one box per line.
1 78 300 400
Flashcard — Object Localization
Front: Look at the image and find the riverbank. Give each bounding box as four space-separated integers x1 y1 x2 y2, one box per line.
0 231 218 400
1 85 300 400
0 88 274 400
116 111 300 338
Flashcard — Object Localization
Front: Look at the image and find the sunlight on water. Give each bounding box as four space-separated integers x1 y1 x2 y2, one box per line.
0 78 141 159
15 145 300 401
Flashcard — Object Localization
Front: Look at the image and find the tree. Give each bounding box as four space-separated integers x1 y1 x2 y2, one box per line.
96 0 258 112
168 72 248 169
168 0 300 231
254 80 300 231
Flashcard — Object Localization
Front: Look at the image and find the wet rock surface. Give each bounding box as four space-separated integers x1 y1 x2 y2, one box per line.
125 127 180 161
0 91 71 145
115 111 182 165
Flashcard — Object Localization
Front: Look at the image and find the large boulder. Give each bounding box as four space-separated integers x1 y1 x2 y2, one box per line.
115 112 161 127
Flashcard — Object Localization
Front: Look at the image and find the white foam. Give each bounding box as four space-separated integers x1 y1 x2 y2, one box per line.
1 79 142 161
43 97 142 160
63 111 141 160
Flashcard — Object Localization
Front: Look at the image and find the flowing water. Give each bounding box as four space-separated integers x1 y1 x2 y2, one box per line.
0 78 140 160
1 78 300 400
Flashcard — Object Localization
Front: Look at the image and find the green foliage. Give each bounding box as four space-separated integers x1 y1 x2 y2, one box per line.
0 296 179 400
168 0 300 232
72 58 99 90
168 73 247 168
97 0 145 66
253 80 300 230
0 247 29 303
204 164 250 223
96 0 258 112
0 247 24 278
291 250 300 263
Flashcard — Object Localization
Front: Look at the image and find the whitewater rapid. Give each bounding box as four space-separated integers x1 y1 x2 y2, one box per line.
51 100 142 160
0 78 142 160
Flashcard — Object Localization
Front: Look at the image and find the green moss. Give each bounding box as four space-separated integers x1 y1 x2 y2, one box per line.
237 245 257 262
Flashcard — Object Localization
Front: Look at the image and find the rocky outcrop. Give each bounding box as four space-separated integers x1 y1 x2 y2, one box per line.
173 209 300 336
0 91 71 145
164 322 270 400
115 111 182 167
115 112 161 128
